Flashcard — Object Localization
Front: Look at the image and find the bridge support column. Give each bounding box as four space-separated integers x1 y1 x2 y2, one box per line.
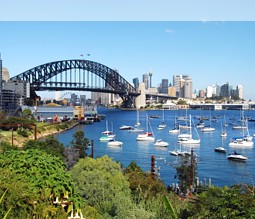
135 82 146 109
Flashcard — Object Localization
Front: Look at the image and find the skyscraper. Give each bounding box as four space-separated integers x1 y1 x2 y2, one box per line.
236 85 244 99
173 75 192 98
143 74 149 90
133 78 139 91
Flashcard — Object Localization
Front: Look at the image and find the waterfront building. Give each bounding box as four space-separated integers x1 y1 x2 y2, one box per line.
143 74 149 90
199 89 206 98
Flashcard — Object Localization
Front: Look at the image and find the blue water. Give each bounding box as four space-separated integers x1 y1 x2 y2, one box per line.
54 108 255 187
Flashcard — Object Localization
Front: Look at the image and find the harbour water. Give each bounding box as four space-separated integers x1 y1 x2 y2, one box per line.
54 107 255 188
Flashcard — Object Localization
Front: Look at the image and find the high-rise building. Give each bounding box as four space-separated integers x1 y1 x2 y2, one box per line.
173 75 191 98
184 78 193 99
220 82 229 97
236 85 243 99
160 79 169 94
143 74 149 90
133 78 139 91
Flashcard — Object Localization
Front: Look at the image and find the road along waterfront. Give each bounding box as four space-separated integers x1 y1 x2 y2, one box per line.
55 107 255 188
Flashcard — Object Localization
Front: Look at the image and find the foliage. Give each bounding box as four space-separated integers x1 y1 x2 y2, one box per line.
177 99 188 105
124 161 168 199
180 186 255 218
17 127 30 137
70 156 152 218
70 130 89 158
124 161 176 218
23 136 65 160
0 149 83 218
175 154 197 195
22 108 36 121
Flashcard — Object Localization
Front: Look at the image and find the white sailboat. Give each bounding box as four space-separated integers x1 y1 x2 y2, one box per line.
157 109 167 130
178 115 200 144
169 116 180 134
136 114 155 141
201 113 215 132
102 120 116 138
129 109 144 133
229 119 253 148
221 121 227 137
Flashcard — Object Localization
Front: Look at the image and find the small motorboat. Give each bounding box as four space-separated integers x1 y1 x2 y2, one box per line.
214 147 226 153
119 125 132 130
154 139 169 147
227 151 247 161
107 139 123 146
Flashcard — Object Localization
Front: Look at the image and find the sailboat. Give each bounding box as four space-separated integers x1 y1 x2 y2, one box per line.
220 121 227 137
136 114 155 141
169 116 180 134
100 120 116 141
129 109 144 133
229 119 254 148
157 109 167 130
201 112 215 132
178 115 200 144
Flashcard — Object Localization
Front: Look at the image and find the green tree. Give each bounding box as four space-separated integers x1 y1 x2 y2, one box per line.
22 108 36 122
70 156 150 218
180 186 255 218
70 130 89 158
175 154 197 195
23 136 65 160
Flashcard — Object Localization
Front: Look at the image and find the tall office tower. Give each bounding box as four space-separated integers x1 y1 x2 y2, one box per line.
206 85 220 98
160 79 169 94
220 82 229 98
149 70 152 88
184 78 193 99
143 73 149 90
236 85 244 99
173 75 192 98
133 78 139 91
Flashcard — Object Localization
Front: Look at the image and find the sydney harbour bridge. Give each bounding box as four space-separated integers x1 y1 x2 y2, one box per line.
10 59 176 108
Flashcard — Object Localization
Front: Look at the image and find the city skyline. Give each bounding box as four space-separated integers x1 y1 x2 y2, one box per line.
0 21 254 100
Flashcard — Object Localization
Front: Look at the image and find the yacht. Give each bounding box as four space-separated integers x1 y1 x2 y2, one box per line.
227 151 247 161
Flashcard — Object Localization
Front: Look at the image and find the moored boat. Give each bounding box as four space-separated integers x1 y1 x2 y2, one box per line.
227 151 247 161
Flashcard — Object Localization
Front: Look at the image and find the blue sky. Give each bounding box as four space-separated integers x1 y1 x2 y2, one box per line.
1 21 255 100
0 1 255 100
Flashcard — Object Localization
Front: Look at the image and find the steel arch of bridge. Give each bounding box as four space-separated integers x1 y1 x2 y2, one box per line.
10 59 139 105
